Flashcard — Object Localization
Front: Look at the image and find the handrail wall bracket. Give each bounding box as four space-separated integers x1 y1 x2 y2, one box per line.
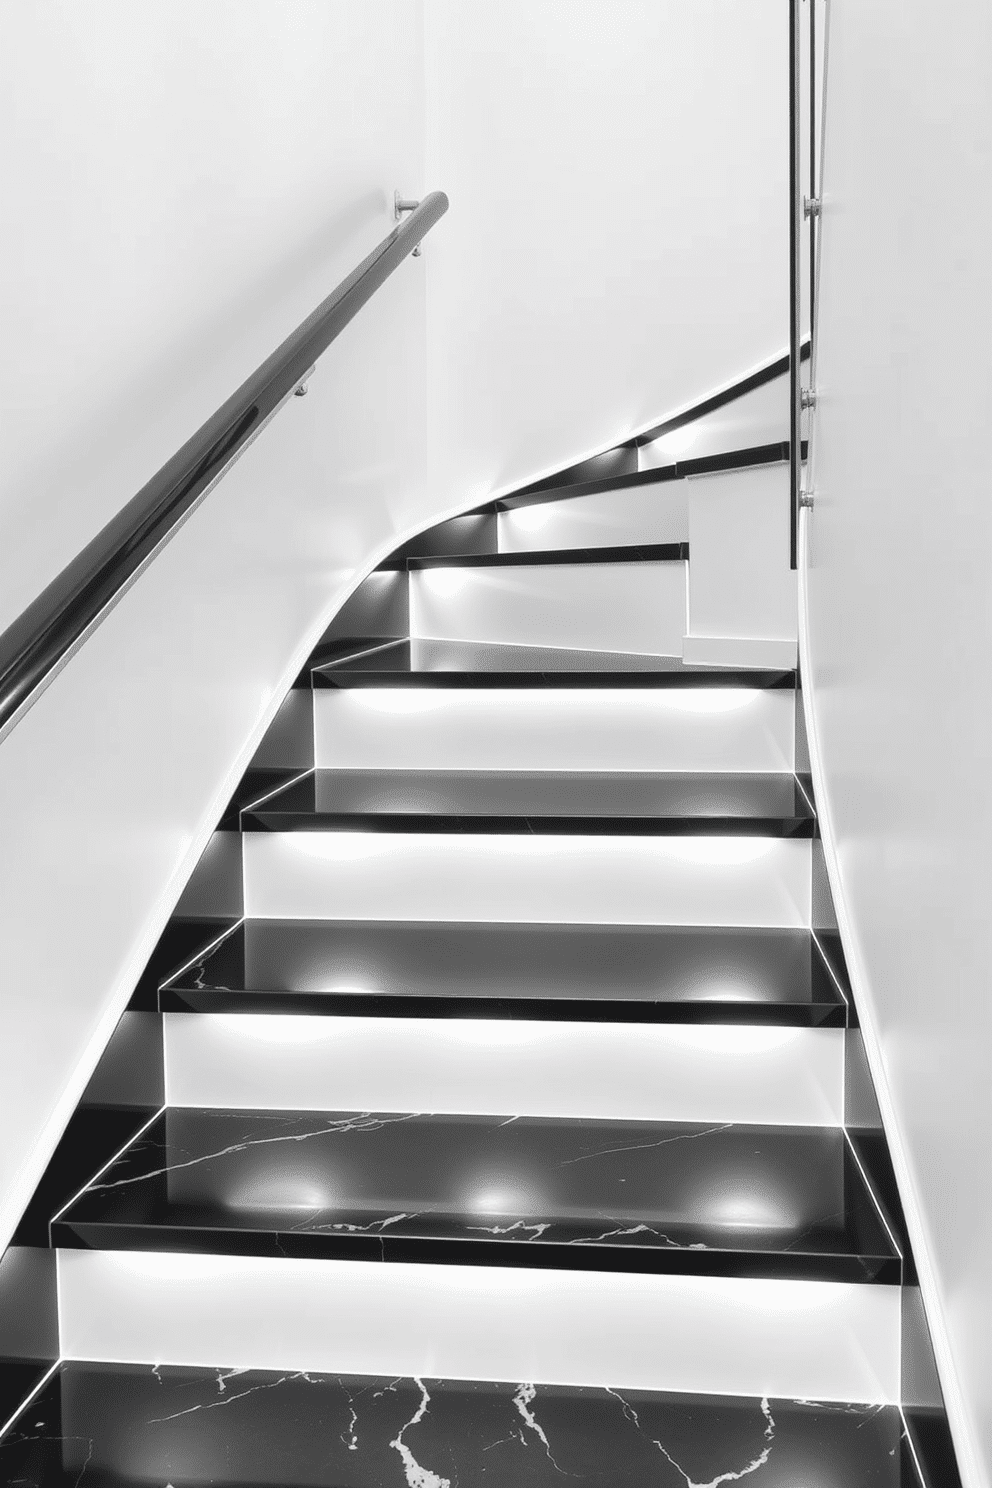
0 190 449 744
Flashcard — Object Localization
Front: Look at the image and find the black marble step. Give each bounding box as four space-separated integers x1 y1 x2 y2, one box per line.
53 1109 898 1283
0 1362 920 1487
394 541 689 570
239 768 815 836
494 441 794 512
161 921 848 1026
313 637 796 688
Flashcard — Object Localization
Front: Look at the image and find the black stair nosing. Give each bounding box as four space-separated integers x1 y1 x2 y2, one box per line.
158 984 848 1026
490 442 803 515
241 807 816 838
159 921 847 1027
239 769 816 838
49 1112 898 1286
403 541 689 572
50 1219 898 1284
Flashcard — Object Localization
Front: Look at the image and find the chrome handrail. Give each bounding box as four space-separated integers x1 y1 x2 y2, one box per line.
0 190 449 742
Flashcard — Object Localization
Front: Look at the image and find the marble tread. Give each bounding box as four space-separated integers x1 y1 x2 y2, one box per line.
0 1362 921 1486
52 1109 898 1283
312 638 796 688
161 921 849 1026
240 769 815 836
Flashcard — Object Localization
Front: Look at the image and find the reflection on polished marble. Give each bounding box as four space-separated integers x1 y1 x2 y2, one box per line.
162 920 847 1025
0 1363 916 1486
53 1108 898 1282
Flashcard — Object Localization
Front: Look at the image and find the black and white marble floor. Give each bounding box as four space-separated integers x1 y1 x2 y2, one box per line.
0 1363 917 1487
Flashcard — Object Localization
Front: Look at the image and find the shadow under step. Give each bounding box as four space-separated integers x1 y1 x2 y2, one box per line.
161 921 848 1026
53 1109 898 1284
0 1363 917 1487
239 769 815 837
313 638 796 688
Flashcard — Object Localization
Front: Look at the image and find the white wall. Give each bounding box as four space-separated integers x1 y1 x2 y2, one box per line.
424 0 789 501
0 0 431 1256
805 3 992 1482
0 2 794 1261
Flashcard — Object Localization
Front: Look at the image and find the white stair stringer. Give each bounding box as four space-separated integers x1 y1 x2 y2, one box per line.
640 371 788 468
410 559 686 656
244 832 811 926
683 462 797 667
498 483 689 554
164 1015 844 1127
314 686 795 773
58 1249 901 1406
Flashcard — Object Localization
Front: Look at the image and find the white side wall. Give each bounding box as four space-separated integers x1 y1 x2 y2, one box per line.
424 0 788 500
0 0 430 1257
806 3 992 1482
0 3 792 1260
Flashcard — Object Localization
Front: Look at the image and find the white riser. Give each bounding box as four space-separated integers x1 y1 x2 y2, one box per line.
314 688 795 773
58 1250 900 1404
164 1016 843 1127
498 485 688 554
683 636 798 669
685 464 797 648
640 375 788 468
409 561 686 656
244 834 811 927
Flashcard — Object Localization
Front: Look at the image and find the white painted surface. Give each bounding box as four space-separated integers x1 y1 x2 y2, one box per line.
682 637 798 670
498 484 689 554
0 2 432 1258
640 375 789 470
245 834 811 927
410 562 687 657
58 1249 901 1403
165 1015 844 1127
0 3 795 1270
804 3 992 1478
686 464 797 645
425 0 788 501
315 687 795 773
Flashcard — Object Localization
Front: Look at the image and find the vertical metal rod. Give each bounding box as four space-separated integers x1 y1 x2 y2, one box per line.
789 0 802 569
809 0 817 345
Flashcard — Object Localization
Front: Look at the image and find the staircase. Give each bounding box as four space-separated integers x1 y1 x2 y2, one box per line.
0 370 958 1484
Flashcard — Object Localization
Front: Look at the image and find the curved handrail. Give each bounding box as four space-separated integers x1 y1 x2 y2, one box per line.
0 190 449 742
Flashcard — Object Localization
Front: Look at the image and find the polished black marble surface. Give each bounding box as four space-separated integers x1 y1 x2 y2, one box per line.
14 1106 158 1248
0 1360 51 1436
161 921 848 1026
0 1363 921 1486
314 637 796 688
54 1110 897 1282
241 769 815 836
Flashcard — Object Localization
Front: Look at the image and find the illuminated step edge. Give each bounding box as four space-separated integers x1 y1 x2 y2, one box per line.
314 687 795 773
497 484 689 554
409 561 686 656
243 834 811 926
57 1251 900 1405
163 1015 844 1127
